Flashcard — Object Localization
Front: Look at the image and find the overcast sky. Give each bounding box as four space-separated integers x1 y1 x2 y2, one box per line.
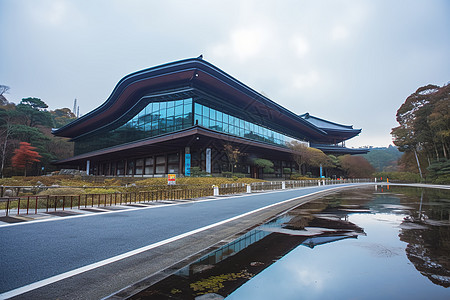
1 0 449 148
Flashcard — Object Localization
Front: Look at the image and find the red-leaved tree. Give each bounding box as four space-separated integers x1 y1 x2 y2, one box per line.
11 142 42 176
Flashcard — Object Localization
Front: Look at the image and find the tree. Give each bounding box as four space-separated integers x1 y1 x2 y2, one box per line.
51 108 76 128
223 144 244 173
16 98 53 127
338 155 375 178
0 85 10 96
253 158 274 178
360 146 402 172
0 115 13 178
392 83 450 179
289 141 331 175
0 85 10 106
11 142 42 176
289 141 311 175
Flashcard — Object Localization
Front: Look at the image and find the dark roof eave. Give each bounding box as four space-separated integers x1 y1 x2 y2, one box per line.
53 58 328 140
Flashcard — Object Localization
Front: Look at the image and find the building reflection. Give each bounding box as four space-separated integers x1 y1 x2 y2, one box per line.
131 200 367 299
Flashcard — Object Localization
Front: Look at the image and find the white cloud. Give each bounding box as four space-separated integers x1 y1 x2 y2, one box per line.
292 35 310 57
331 25 350 41
292 70 321 89
212 27 271 62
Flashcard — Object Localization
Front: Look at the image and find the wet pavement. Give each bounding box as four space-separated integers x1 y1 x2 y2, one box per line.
132 185 450 300
1 184 364 299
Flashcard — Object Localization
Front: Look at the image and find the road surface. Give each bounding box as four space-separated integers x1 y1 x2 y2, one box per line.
0 183 370 299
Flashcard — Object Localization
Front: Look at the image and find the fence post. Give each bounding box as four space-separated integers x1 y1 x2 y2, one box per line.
6 198 10 216
213 185 219 196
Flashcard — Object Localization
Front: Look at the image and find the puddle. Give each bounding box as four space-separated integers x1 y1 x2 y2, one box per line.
130 186 450 299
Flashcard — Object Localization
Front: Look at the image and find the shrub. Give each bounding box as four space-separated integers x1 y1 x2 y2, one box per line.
373 172 421 183
221 171 233 178
84 188 120 194
38 187 86 196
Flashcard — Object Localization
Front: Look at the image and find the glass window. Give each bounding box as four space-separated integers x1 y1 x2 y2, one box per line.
175 105 183 116
167 106 175 117
202 116 209 127
230 116 236 126
195 114 202 126
202 105 210 118
216 111 223 123
175 100 183 107
152 102 159 112
145 157 154 166
117 161 125 175
222 113 228 125
194 103 202 115
166 116 174 130
167 164 179 173
159 108 167 118
135 160 143 175
127 160 135 175
216 121 223 132
155 165 165 174
168 153 178 163
144 166 153 175
167 101 174 108
210 109 216 121
156 155 165 164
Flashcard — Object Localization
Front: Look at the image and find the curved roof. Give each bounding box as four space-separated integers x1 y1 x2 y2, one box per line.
53 57 359 144
299 113 362 142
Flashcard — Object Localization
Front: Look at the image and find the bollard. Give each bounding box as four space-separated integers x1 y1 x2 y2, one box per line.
213 185 219 196
282 181 286 189
246 184 251 193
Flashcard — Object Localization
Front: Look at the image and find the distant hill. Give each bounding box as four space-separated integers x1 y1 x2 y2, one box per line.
359 145 402 172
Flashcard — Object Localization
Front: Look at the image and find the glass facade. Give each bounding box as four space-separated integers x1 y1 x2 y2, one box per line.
194 103 307 147
74 95 307 157
74 98 193 155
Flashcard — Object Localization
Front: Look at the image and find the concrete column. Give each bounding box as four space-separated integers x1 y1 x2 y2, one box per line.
86 160 90 175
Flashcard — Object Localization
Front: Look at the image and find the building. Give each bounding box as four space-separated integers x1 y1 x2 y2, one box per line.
53 57 368 178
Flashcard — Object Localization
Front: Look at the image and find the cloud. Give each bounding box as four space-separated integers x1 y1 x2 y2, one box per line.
213 27 270 62
292 70 321 89
331 25 350 41
292 35 310 58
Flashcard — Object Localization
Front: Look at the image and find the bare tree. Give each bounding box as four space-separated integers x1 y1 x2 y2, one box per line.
223 144 244 173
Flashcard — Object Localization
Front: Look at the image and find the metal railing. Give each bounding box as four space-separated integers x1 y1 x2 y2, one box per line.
0 179 373 216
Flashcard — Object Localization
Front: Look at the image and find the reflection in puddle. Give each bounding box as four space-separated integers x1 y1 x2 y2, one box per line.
130 186 450 299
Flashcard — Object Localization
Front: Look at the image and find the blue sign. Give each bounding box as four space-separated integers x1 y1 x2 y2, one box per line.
185 154 191 176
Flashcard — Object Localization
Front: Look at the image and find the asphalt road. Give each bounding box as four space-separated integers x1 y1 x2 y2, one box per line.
0 183 370 299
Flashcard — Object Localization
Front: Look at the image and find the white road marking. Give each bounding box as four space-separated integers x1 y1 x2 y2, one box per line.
0 185 327 228
0 185 355 299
